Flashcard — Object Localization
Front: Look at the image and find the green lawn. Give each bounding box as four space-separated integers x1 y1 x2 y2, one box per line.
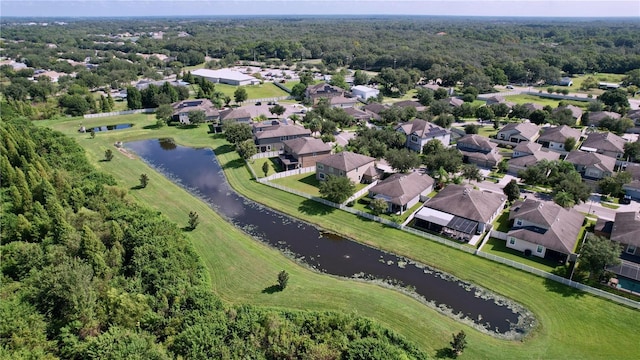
504 94 589 108
39 114 640 360
492 211 512 233
482 238 563 273
214 82 289 100
351 195 423 224
248 157 282 178
272 172 322 196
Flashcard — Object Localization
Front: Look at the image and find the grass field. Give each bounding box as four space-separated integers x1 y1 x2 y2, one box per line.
504 94 590 108
482 238 562 273
214 82 289 100
39 114 640 359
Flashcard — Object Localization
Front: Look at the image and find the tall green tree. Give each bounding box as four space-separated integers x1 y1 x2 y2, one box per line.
579 234 622 281
319 175 356 203
236 139 257 160
385 148 421 173
234 87 248 104
503 179 520 202
126 86 143 109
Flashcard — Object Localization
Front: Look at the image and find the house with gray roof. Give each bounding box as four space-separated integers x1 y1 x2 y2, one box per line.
610 211 640 260
316 151 377 183
414 185 506 241
368 172 434 214
393 100 427 112
279 137 332 170
343 107 372 123
522 103 544 113
253 121 311 153
328 95 358 108
583 111 622 127
220 104 302 123
553 105 583 122
622 163 640 200
507 199 584 260
396 119 451 152
580 131 626 162
496 122 540 144
512 141 542 158
564 150 615 180
305 83 345 104
537 125 582 153
507 148 560 174
456 134 502 168
448 97 464 108
171 99 219 124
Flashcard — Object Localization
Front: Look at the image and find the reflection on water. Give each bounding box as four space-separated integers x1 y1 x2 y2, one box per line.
125 139 534 337
91 123 133 132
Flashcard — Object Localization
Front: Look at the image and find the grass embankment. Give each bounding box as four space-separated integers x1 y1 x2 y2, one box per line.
41 115 640 360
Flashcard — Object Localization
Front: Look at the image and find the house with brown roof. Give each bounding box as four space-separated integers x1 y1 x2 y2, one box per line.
361 103 387 121
610 211 640 259
171 99 219 124
506 199 584 261
456 134 502 168
564 150 615 180
553 105 583 122
522 103 544 113
393 100 427 112
507 148 560 174
279 137 332 170
396 119 451 152
583 111 622 127
414 185 506 240
622 163 640 200
512 141 542 158
448 97 464 108
537 125 582 153
368 172 435 214
316 151 377 183
253 121 311 152
496 122 540 144
220 104 303 123
343 107 372 123
580 131 626 162
305 83 345 104
328 95 359 108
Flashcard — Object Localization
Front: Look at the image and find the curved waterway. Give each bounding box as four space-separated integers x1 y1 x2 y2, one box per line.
126 139 535 338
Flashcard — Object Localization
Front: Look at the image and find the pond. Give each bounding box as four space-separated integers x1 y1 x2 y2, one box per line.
126 139 535 338
89 123 133 132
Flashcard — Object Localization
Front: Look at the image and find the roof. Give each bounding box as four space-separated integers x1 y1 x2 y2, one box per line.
624 163 640 180
553 105 583 119
538 125 582 144
394 100 423 109
513 141 542 155
317 151 375 172
171 99 219 117
486 96 506 103
611 211 640 247
626 109 640 120
343 107 371 119
192 68 256 82
369 172 434 206
220 104 301 121
456 134 497 152
351 85 379 94
522 103 543 112
508 199 584 254
448 97 464 107
587 111 622 125
329 95 358 106
254 123 311 140
508 149 560 168
425 184 505 223
282 137 331 155
362 103 388 115
396 119 449 139
498 122 540 141
565 151 616 173
581 132 626 154
306 82 344 96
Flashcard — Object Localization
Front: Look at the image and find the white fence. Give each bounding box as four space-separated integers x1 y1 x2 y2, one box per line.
251 151 282 160
491 230 508 241
83 108 155 119
345 180 379 204
262 166 316 181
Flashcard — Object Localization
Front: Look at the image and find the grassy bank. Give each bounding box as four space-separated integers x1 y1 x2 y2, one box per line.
40 115 640 359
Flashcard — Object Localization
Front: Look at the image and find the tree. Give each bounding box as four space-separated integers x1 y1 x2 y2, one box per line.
104 149 114 162
624 141 640 162
564 137 577 152
187 110 206 125
385 148 421 173
291 83 308 100
464 124 479 134
269 104 286 117
353 70 369 86
503 179 520 202
139 173 149 188
369 198 389 215
599 88 630 113
475 106 494 121
329 71 348 90
277 270 289 290
598 171 632 198
579 234 622 281
126 86 143 109
490 103 511 118
223 122 253 144
90 129 96 139
461 163 482 183
188 211 199 230
236 139 257 160
450 331 467 357
528 109 548 125
262 161 270 177
155 103 173 124
234 87 248 103
319 175 356 203
553 191 576 208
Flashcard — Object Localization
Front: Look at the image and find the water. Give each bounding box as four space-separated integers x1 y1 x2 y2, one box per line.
126 139 534 337
90 123 133 132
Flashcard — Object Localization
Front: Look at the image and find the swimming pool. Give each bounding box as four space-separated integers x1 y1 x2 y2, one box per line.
617 276 640 294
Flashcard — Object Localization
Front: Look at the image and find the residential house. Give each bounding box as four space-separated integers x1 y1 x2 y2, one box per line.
393 100 427 112
253 121 311 152
305 83 345 104
553 105 583 122
328 95 359 108
171 99 219 124
564 150 615 180
622 163 640 200
192 68 260 86
396 119 451 152
448 97 464 108
512 141 542 158
344 107 373 123
522 103 544 113
537 125 582 153
414 184 506 240
610 211 640 258
279 137 332 170
351 85 380 100
361 103 388 121
220 104 302 123
507 147 559 174
496 122 540 144
626 109 640 125
583 111 622 127
485 96 514 108
580 131 626 162
316 151 377 183
456 134 502 168
368 172 435 214
507 199 584 260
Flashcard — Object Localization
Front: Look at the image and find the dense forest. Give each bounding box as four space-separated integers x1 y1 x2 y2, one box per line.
0 117 428 359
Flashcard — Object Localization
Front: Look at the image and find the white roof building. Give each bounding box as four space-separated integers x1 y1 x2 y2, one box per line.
192 68 260 86
351 85 380 100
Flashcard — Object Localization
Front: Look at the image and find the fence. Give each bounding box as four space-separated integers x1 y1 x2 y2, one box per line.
83 108 155 119
523 91 594 103
490 230 508 241
272 82 292 93
251 151 282 160
262 166 316 181
345 180 379 204
243 95 292 104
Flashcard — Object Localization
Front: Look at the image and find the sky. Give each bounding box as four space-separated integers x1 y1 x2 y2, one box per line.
1 0 639 18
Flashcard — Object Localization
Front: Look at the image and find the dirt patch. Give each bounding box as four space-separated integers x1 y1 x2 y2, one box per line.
117 146 136 159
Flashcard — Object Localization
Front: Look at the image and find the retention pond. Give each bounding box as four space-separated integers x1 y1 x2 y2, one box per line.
126 138 535 338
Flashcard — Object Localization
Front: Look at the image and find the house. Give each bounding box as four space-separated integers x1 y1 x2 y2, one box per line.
191 68 260 86
136 79 188 90
171 99 219 124
414 185 506 239
351 85 380 100
610 211 640 258
512 141 543 158
328 95 359 108
305 83 345 104
564 150 615 180
553 105 583 122
485 96 514 108
456 134 502 168
626 109 640 125
507 199 584 260
507 148 560 174
522 103 544 113
316 151 377 183
396 119 451 152
220 104 302 123
279 137 332 170
448 97 464 107
622 163 640 200
583 111 622 127
253 121 311 152
368 172 435 214
496 122 540 144
344 107 373 123
361 103 388 121
580 131 626 161
537 125 582 152
393 100 427 112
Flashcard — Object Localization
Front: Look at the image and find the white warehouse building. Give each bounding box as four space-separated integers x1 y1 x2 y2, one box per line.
351 85 380 100
191 68 260 86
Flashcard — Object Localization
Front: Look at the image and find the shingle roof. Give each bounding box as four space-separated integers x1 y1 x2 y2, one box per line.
254 124 311 140
448 97 464 107
396 119 449 139
581 132 626 153
171 99 219 118
425 185 505 223
587 111 622 126
282 137 331 155
513 141 542 155
456 134 497 152
343 107 370 119
553 105 583 119
508 149 560 168
317 151 375 172
611 211 640 247
565 150 616 173
508 199 584 254
498 122 540 141
307 82 344 96
537 125 582 144
362 103 388 115
369 172 435 206
522 103 543 112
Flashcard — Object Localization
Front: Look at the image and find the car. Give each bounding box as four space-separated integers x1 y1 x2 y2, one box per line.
506 85 514 89
620 195 632 205
255 102 262 106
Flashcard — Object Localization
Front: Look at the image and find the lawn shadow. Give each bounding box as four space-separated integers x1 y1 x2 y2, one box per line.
434 347 456 359
143 124 162 130
298 173 320 187
261 285 282 294
130 185 144 190
181 226 195 232
298 198 335 216
214 144 235 156
224 158 247 170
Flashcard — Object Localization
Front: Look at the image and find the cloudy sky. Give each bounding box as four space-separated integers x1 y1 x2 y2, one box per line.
2 0 639 18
